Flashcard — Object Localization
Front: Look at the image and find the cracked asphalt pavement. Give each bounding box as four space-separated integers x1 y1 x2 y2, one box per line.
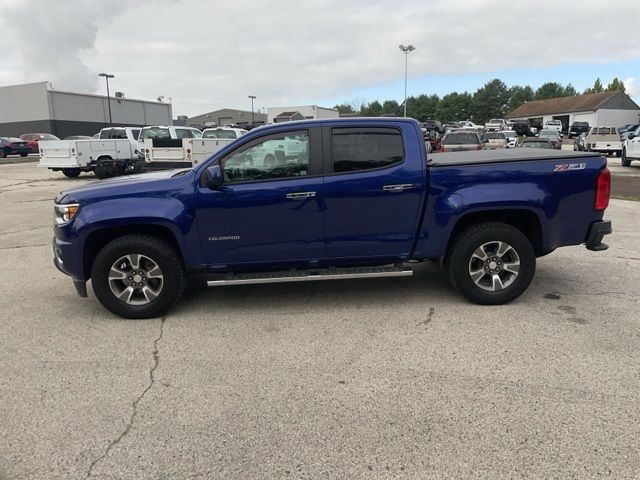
1 163 639 479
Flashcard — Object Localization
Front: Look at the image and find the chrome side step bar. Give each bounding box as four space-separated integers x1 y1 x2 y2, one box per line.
206 266 413 287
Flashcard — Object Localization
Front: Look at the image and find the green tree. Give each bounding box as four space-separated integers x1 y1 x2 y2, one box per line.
584 78 604 94
506 85 534 113
563 84 577 96
534 82 565 100
406 94 440 121
435 92 472 122
471 79 509 123
606 77 625 92
333 103 355 114
361 100 383 117
382 99 400 115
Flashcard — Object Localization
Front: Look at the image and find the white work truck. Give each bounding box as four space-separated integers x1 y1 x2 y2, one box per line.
141 126 236 168
38 127 142 178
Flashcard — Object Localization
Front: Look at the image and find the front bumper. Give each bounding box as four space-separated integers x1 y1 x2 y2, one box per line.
53 236 88 297
585 220 612 251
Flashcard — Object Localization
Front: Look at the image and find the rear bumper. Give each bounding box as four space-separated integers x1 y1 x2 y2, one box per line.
585 220 612 251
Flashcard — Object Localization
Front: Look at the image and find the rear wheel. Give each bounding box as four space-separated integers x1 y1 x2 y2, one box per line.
62 168 81 178
94 164 111 179
20 152 28 157
91 235 185 319
621 149 631 167
446 222 536 305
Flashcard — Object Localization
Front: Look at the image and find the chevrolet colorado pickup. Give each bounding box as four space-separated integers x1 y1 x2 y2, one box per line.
52 118 612 319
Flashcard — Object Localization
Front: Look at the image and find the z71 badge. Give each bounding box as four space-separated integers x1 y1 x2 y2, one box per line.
554 163 586 172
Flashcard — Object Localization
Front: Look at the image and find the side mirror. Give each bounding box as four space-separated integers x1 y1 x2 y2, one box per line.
201 164 223 189
629 133 636 139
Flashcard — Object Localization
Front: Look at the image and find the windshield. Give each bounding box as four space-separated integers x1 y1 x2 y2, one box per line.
503 131 516 138
140 127 170 140
592 127 616 135
539 130 559 138
521 141 550 148
203 130 237 139
37 134 58 140
488 119 503 123
546 120 561 125
483 132 504 140
443 133 479 145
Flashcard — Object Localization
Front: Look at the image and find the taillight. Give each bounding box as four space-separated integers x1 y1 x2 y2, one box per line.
476 144 482 150
439 146 445 152
595 167 611 210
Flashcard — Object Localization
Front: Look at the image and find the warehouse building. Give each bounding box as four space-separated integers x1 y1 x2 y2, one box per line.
0 81 173 138
507 90 640 132
267 105 339 123
185 108 267 129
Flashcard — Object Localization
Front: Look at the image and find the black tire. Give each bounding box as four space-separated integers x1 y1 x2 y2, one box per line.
621 149 631 167
0 149 7 158
94 164 111 179
20 152 28 157
91 235 185 319
614 151 621 158
446 222 536 305
62 168 81 178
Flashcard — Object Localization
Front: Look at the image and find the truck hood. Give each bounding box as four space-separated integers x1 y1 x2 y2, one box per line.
56 169 192 203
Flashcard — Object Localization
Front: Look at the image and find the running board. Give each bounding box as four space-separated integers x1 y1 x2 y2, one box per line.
206 266 413 287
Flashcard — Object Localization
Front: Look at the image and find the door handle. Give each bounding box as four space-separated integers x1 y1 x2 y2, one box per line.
286 191 316 199
383 184 413 192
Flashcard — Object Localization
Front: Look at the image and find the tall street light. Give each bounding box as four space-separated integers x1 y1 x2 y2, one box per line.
398 45 415 118
98 73 115 125
248 95 256 125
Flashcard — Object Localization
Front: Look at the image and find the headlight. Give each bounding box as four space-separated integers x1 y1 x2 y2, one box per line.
54 203 79 225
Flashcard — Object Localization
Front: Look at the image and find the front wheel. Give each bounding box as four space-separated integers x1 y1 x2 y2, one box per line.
62 168 81 178
446 222 536 305
91 235 186 319
621 149 631 167
20 152 28 157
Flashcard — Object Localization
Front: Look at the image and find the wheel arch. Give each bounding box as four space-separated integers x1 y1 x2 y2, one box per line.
82 224 183 280
447 208 545 257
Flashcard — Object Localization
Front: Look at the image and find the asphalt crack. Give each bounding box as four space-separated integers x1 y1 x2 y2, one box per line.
85 316 166 478
0 243 48 250
418 306 436 326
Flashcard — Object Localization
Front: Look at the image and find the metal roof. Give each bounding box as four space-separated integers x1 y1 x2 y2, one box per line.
507 90 638 118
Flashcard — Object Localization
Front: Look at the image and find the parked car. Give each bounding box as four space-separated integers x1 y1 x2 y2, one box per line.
573 132 588 151
618 124 639 136
568 121 590 139
511 119 533 137
0 137 31 157
537 130 562 149
585 126 622 156
440 131 483 152
621 126 640 167
458 121 483 131
64 135 94 140
483 132 508 149
620 124 640 141
502 130 518 148
519 138 553 149
543 120 563 134
51 118 612 318
484 118 507 131
443 122 462 134
425 129 441 152
202 127 248 139
19 133 59 152
423 119 443 133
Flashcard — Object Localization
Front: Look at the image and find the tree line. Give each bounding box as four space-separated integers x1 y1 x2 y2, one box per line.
334 78 627 124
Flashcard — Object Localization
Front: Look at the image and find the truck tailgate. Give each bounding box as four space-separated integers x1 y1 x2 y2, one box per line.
186 138 235 166
38 140 79 168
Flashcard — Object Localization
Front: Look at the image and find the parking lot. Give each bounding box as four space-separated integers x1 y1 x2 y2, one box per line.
1 160 639 479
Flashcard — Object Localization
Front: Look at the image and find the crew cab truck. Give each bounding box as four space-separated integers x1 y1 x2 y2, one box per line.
52 118 612 319
39 127 142 179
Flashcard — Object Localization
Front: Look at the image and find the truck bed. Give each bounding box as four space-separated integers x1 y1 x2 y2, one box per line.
427 149 601 167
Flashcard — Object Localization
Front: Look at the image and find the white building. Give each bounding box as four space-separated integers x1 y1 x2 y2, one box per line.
507 90 640 132
267 105 339 123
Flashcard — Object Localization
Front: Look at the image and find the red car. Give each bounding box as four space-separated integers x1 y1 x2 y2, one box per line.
19 133 59 153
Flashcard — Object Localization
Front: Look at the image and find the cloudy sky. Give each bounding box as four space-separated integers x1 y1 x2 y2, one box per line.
1 0 639 117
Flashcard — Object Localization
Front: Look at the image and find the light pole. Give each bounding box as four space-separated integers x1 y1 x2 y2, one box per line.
98 73 115 125
398 45 415 117
248 95 256 125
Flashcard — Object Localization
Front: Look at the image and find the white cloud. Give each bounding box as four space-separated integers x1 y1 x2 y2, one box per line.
624 77 640 98
1 0 640 115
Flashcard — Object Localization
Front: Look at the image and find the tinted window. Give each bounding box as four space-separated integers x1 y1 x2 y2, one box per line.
443 133 480 145
483 132 504 140
140 127 170 140
222 130 309 183
175 129 193 139
203 129 237 139
331 128 403 173
110 129 128 139
131 129 141 140
521 141 550 148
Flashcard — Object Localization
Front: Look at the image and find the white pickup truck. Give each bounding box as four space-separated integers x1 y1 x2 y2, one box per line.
38 127 142 178
585 126 623 156
141 126 237 168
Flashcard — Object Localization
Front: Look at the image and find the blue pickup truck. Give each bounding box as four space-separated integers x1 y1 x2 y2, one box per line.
52 118 612 318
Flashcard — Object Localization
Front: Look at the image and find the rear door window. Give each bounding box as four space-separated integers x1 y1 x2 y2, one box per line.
330 128 404 173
